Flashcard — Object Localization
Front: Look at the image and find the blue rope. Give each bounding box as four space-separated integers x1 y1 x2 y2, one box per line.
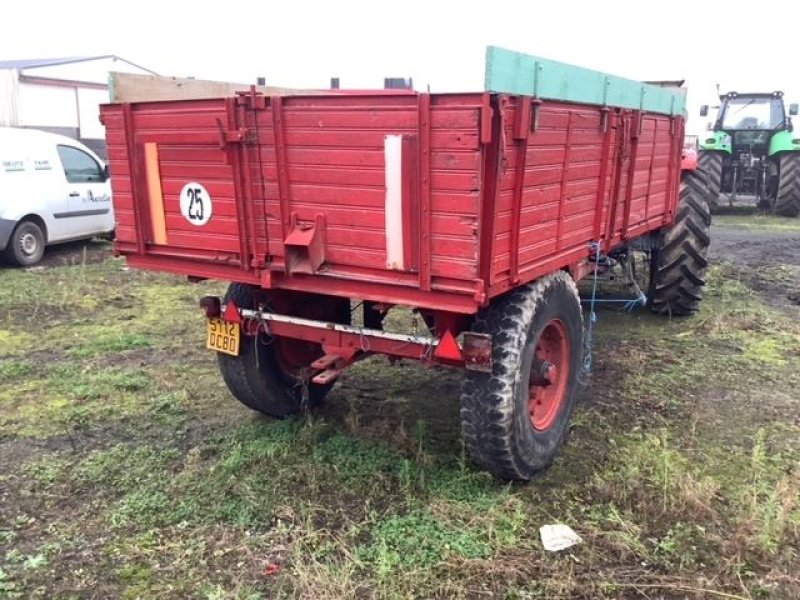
623 288 648 313
580 245 649 382
581 293 647 313
581 241 602 380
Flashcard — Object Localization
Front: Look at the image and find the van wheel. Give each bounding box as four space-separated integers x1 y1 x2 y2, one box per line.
4 220 45 266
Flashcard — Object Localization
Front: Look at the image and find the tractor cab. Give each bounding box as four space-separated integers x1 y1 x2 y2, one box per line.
704 92 793 155
698 92 800 215
714 92 789 130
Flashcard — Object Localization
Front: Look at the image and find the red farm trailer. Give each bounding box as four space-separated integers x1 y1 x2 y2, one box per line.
100 48 710 480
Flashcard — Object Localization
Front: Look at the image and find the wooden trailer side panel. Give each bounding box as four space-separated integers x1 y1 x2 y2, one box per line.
489 100 610 286
606 113 681 247
486 96 682 296
101 91 684 312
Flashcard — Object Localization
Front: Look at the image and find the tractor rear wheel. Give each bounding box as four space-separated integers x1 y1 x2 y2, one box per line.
698 151 723 211
774 153 800 217
217 284 349 418
460 271 583 481
648 169 711 316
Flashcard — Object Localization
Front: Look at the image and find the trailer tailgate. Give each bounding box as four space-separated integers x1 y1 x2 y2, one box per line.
101 92 488 308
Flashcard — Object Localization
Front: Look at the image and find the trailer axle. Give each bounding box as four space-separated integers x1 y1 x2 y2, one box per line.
200 296 494 381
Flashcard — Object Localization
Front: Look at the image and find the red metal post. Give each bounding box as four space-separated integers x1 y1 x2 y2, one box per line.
417 93 432 291
225 97 252 271
644 118 658 223
621 111 642 239
604 112 629 250
478 94 500 288
271 96 292 238
233 97 259 268
592 111 614 241
510 96 532 284
241 95 269 268
123 104 146 255
555 111 575 250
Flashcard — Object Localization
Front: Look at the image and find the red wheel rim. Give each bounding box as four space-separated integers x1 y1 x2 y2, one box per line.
528 319 570 431
274 337 319 375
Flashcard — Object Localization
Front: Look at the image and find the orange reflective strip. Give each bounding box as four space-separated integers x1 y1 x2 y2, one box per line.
144 143 167 245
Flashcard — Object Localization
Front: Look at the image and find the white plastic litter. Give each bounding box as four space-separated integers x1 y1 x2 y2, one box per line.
539 524 582 552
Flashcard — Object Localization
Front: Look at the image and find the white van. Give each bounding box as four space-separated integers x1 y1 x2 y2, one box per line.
0 127 114 266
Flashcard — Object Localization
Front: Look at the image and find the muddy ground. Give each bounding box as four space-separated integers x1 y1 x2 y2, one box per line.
710 218 800 310
1 214 798 599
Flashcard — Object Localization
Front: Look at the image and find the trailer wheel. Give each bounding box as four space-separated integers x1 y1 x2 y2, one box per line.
774 153 800 217
460 271 583 481
698 151 722 211
648 170 711 316
217 284 348 418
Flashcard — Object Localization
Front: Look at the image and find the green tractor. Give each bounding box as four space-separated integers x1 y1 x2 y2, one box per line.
698 91 800 216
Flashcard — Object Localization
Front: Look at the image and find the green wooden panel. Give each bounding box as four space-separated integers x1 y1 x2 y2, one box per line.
485 46 685 116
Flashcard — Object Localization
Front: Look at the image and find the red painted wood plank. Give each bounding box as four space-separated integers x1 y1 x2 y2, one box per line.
288 184 384 206
430 191 480 214
431 109 481 130
167 230 241 252
158 163 233 179
284 109 418 129
431 258 477 279
285 147 384 167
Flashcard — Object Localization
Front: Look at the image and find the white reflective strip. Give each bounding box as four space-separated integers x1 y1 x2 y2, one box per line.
384 134 404 270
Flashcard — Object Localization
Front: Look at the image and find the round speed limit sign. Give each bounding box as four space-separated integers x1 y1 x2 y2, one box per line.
180 182 213 226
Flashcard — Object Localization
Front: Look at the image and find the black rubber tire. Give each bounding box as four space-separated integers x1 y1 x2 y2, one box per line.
698 150 723 211
774 153 800 217
648 170 711 316
460 271 583 481
3 220 46 267
217 284 338 418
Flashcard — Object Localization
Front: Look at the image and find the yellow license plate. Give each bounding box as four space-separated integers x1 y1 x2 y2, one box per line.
206 318 240 356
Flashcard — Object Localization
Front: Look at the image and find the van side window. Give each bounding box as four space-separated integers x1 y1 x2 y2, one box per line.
57 145 103 183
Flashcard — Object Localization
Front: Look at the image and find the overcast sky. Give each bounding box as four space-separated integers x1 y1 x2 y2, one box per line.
3 0 800 134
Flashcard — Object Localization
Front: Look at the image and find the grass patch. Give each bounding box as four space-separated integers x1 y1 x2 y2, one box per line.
0 329 36 358
356 509 491 574
68 333 152 358
0 360 34 380
2 249 799 598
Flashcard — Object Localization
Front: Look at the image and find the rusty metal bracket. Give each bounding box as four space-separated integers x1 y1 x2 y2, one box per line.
283 212 327 275
600 107 611 134
631 111 644 139
235 85 267 110
531 97 542 132
215 118 251 150
513 96 532 140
